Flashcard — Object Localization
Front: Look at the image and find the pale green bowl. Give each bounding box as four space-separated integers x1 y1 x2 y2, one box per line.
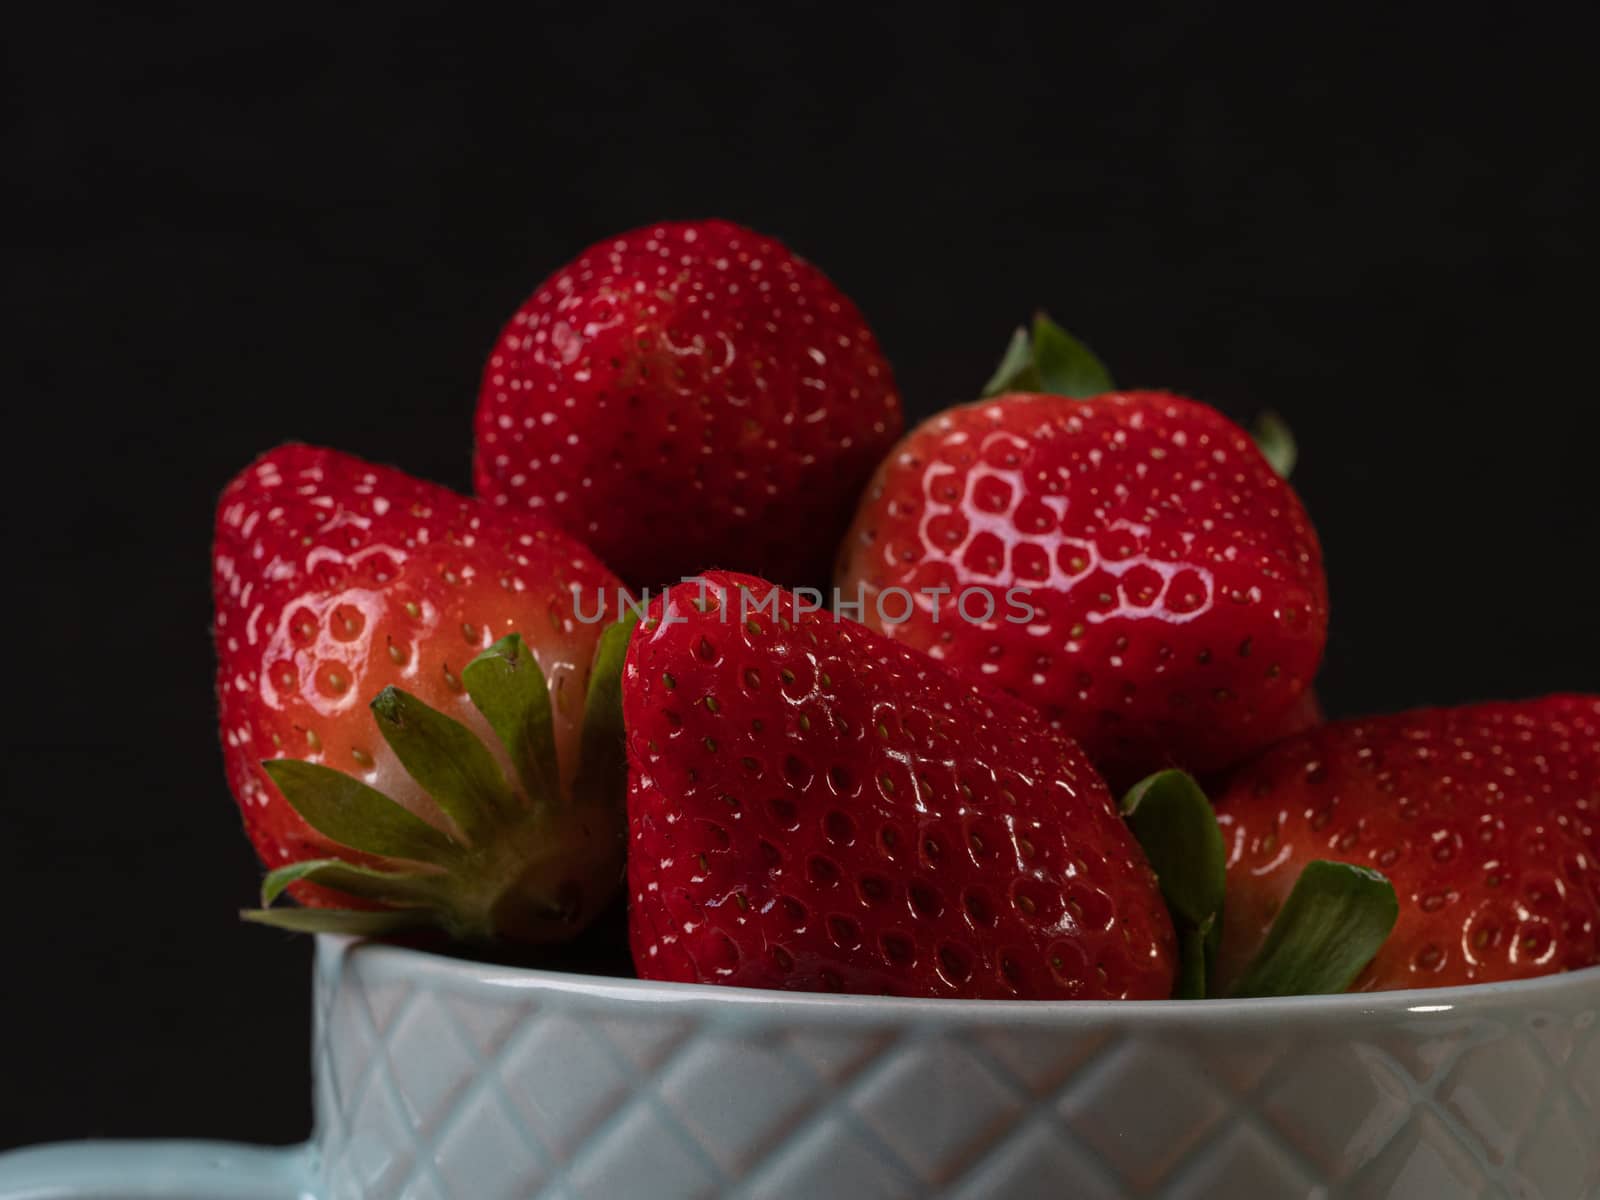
3 936 1596 1199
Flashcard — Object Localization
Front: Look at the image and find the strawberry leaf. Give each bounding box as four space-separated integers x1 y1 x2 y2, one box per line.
260 857 443 908
1121 770 1226 927
251 624 638 950
1030 313 1114 398
1121 769 1227 999
463 633 559 805
240 906 433 936
574 611 640 805
1176 920 1213 1001
370 685 518 842
1252 410 1297 478
1229 860 1399 997
981 326 1041 396
261 758 463 866
982 314 1113 399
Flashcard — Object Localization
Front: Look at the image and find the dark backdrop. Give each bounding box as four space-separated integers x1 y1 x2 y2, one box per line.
6 0 1594 1149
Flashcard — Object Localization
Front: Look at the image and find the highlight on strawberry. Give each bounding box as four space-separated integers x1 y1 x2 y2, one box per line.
213 445 637 946
835 315 1327 790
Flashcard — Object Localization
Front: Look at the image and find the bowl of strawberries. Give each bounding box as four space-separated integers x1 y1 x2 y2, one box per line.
2 221 1594 1200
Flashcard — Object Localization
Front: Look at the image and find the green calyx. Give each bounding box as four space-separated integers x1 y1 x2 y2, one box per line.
1250 410 1297 479
243 613 639 947
1121 770 1227 999
982 316 1297 478
982 312 1115 400
1121 769 1398 999
1227 860 1399 997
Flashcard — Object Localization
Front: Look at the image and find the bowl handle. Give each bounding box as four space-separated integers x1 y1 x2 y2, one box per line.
0 1140 317 1199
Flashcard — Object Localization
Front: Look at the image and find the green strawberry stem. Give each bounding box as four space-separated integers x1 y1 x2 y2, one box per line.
1122 769 1398 998
1229 861 1399 997
983 316 1296 478
1250 410 1297 478
982 313 1114 399
1121 770 1226 999
242 614 638 947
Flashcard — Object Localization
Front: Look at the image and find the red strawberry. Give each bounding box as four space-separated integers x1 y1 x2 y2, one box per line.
835 389 1328 786
1212 696 1600 991
474 220 902 590
1267 688 1325 741
213 444 633 945
622 570 1177 1000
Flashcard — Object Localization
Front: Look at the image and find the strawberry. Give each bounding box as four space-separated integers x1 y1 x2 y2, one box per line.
473 219 902 590
835 364 1327 787
213 444 634 945
622 570 1177 1000
1268 688 1325 740
1211 696 1600 992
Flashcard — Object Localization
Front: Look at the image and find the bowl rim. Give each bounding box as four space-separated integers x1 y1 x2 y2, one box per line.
323 936 1600 1022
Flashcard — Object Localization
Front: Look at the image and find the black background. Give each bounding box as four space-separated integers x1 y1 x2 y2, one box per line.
6 0 1595 1150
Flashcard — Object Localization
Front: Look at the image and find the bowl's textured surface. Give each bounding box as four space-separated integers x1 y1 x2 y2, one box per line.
313 938 1599 1200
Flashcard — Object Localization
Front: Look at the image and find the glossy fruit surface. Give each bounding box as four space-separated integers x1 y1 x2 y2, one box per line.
1212 695 1600 991
623 570 1177 1000
836 390 1327 785
475 219 902 589
214 444 626 932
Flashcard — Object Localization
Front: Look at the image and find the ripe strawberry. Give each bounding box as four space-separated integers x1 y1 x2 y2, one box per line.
835 389 1328 786
213 444 633 945
474 220 902 590
1212 696 1600 991
1263 688 1324 741
622 570 1177 1000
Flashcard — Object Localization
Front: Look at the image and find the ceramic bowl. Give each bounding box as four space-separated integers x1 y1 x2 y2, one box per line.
3 935 1597 1199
